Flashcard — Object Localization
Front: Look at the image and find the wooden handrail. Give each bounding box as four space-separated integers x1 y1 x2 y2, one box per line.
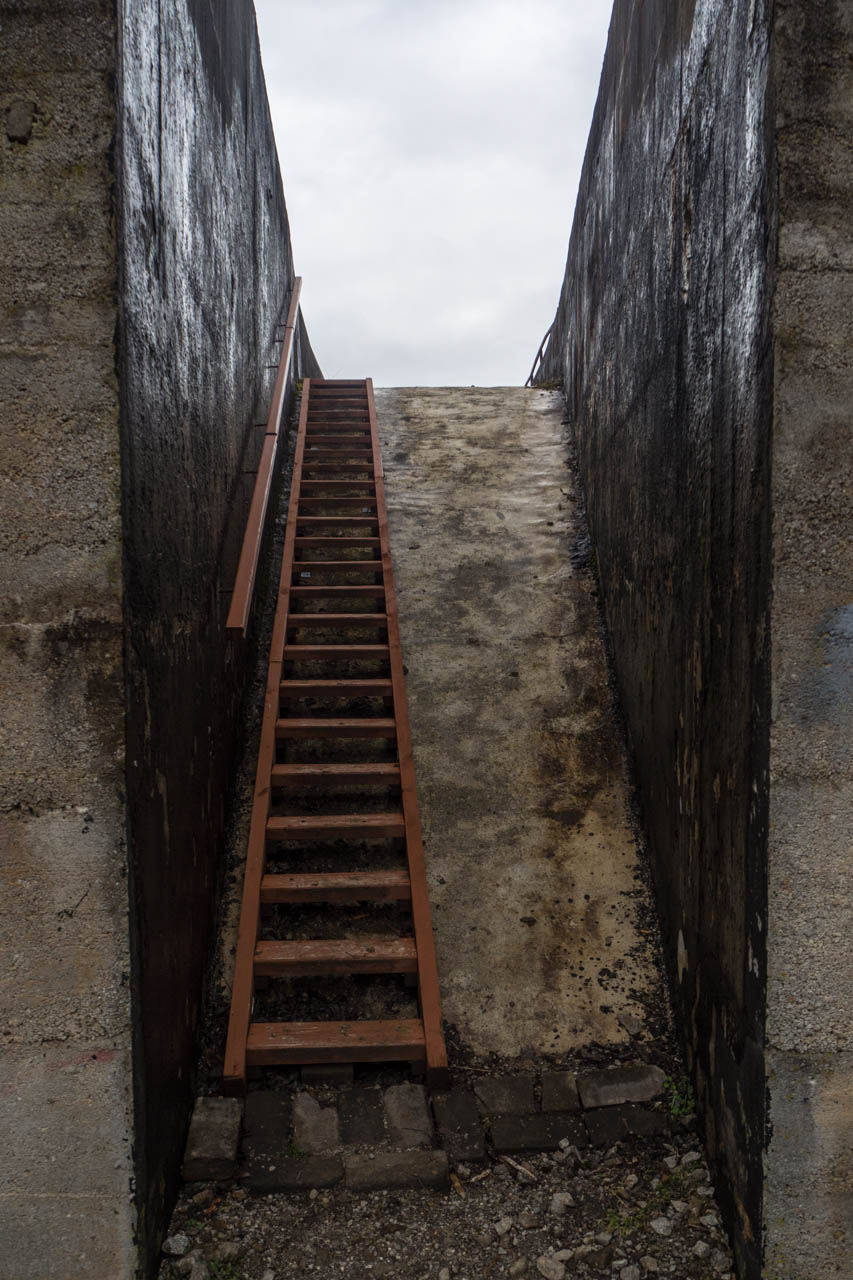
226 277 303 636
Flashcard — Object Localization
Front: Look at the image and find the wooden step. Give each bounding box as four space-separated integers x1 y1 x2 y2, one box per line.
297 498 378 509
289 585 385 598
270 762 400 786
260 870 411 904
283 644 390 659
279 677 393 695
300 461 375 470
266 813 405 841
294 537 381 547
287 613 387 627
299 481 377 491
292 560 383 573
275 717 396 738
246 1019 426 1067
295 516 378 526
253 937 417 977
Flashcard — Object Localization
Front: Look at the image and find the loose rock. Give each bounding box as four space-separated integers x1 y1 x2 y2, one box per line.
536 1256 565 1280
162 1235 191 1257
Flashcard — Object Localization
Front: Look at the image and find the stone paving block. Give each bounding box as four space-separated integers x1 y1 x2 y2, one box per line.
432 1088 487 1163
623 1104 669 1137
490 1113 588 1154
541 1071 580 1112
339 1088 387 1146
245 1156 344 1193
577 1064 666 1109
584 1106 628 1147
344 1150 449 1191
384 1082 433 1148
474 1075 536 1116
182 1096 243 1182
293 1092 339 1154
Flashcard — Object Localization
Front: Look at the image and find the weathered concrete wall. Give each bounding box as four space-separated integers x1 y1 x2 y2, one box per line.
764 1 853 1274
0 2 135 1276
537 1 774 1273
117 0 319 1267
538 0 853 1274
1 0 319 1274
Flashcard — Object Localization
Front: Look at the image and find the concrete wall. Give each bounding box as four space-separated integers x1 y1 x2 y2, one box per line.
1 0 318 1275
537 0 773 1273
0 2 135 1276
764 1 853 1274
117 0 318 1265
538 1 853 1274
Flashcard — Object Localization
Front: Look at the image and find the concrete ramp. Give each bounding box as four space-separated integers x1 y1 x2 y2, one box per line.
376 388 656 1058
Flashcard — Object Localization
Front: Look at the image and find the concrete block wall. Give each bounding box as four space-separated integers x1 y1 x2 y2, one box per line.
1 1 319 1275
537 0 852 1274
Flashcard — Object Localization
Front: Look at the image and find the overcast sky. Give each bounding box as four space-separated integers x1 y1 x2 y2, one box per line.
253 1 611 386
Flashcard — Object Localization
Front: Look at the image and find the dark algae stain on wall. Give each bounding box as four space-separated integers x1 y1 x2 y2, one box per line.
537 1 774 1273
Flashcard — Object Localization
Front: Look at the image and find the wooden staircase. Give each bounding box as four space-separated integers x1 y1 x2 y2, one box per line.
223 378 448 1091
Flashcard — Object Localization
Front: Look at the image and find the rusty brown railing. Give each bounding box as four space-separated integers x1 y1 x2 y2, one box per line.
226 277 303 636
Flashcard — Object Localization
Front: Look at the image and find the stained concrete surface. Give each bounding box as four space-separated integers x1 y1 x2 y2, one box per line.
376 387 657 1060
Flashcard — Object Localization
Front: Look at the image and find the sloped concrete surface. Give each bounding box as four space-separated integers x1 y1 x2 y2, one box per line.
376 387 656 1058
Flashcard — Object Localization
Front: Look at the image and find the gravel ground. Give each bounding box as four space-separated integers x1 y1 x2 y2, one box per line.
158 1121 733 1280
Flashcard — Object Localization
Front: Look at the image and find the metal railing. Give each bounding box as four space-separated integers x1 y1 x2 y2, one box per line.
226 277 303 636
525 320 554 387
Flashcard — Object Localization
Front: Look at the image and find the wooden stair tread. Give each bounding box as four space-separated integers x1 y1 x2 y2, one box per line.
270 762 400 785
280 678 393 693
275 717 396 737
260 870 411 903
245 1019 426 1066
287 612 387 625
253 936 417 976
283 644 390 657
266 813 405 840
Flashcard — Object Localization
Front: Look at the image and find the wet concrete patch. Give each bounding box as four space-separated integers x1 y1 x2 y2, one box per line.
375 387 657 1058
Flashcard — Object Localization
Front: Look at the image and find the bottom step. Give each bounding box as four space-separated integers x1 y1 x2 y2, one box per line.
246 1019 426 1066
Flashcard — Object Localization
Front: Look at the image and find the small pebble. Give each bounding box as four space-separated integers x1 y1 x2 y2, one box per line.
670 1199 687 1214
162 1235 191 1258
536 1256 565 1280
624 1173 639 1189
700 1212 720 1228
663 1155 678 1170
509 1262 527 1278
681 1150 701 1166
640 1259 659 1273
439 1269 451 1280
693 1241 711 1259
621 1268 641 1280
519 1211 539 1229
650 1217 672 1237
495 1217 513 1237
549 1192 575 1215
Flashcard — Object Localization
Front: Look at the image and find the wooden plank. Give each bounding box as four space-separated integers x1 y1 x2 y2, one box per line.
365 378 449 1088
275 717 396 738
291 560 383 571
260 870 411 904
279 677 393 694
246 1019 426 1066
226 278 302 636
283 644 390 658
270 762 400 786
266 813 405 841
295 517 378 526
288 585 385 598
222 374 312 1094
294 537 381 547
286 613 387 626
254 937 417 977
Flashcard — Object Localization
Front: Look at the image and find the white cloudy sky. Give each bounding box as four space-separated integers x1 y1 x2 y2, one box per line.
253 1 611 386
